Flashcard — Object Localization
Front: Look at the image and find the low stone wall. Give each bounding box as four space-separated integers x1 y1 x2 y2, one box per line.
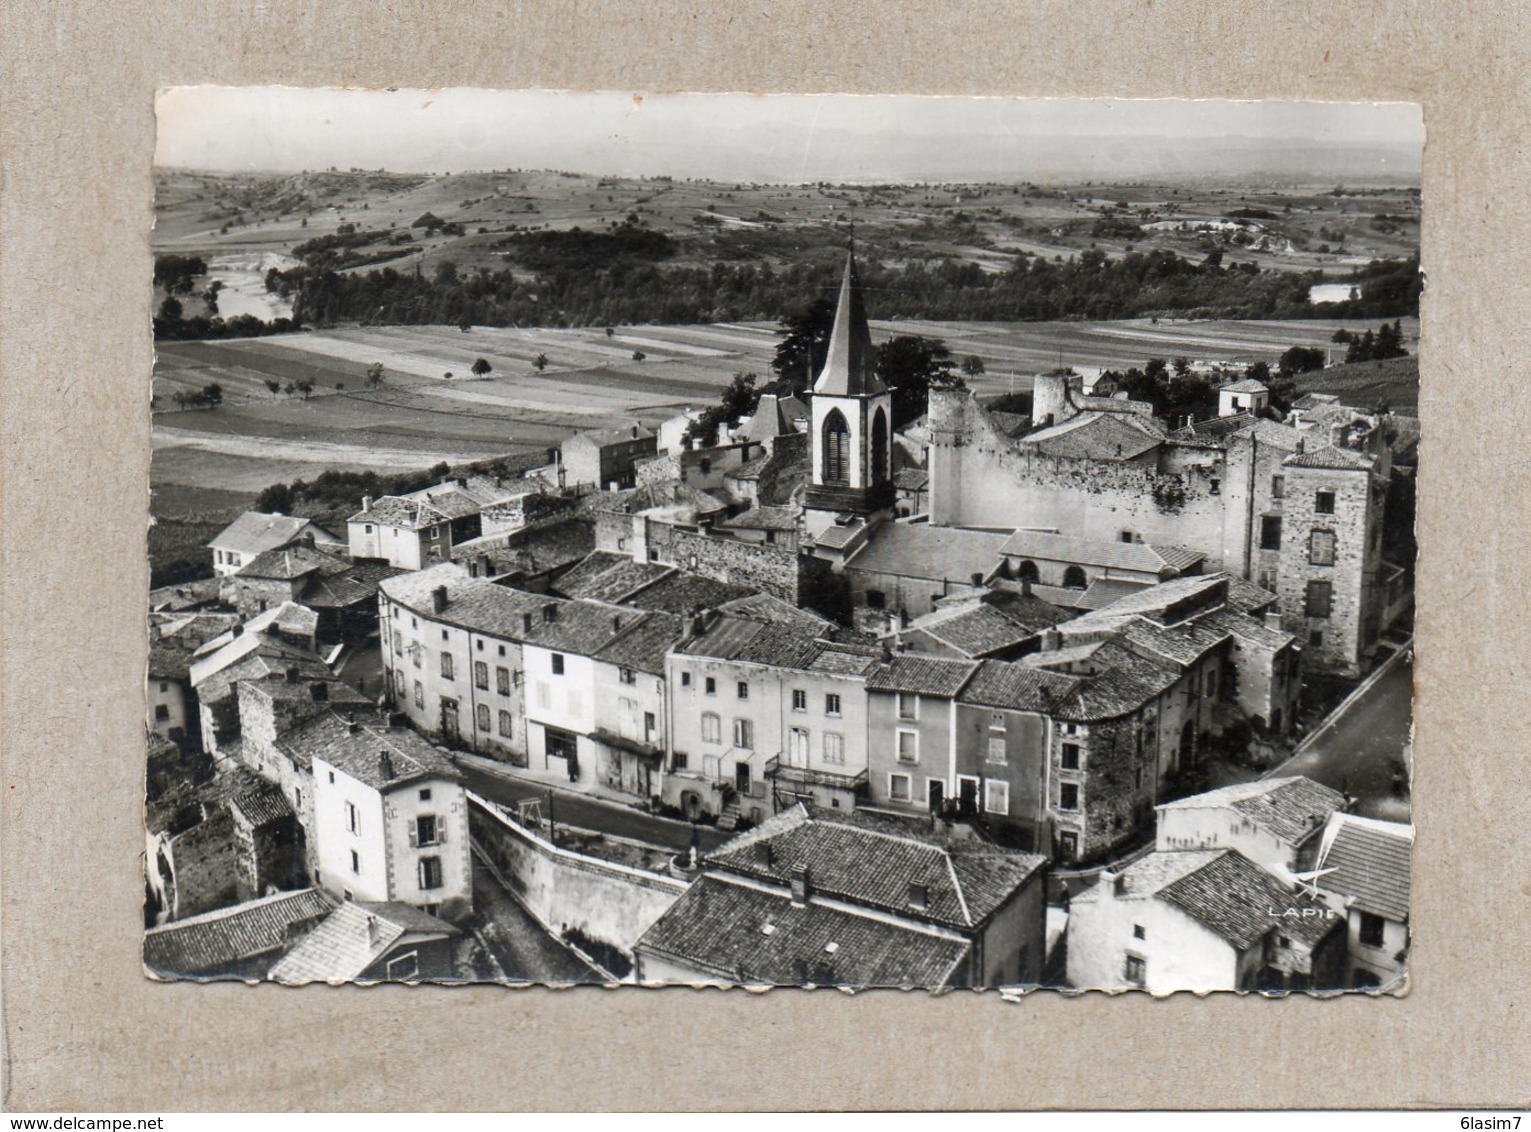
467 792 687 962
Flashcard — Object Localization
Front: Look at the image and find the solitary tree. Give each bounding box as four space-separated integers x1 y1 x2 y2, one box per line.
365 362 384 388
265 379 281 398
296 379 315 399
631 350 646 362
471 357 492 377
961 355 986 377
533 353 549 373
202 383 224 407
605 326 615 338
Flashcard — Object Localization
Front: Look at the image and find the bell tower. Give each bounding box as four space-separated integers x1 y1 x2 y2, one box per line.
804 250 895 536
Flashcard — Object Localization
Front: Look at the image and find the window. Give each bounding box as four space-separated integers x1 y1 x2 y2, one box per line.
989 712 1006 732
984 779 1010 816
535 682 550 710
1309 629 1324 648
498 644 506 657
1305 580 1333 619
644 711 656 735
419 788 431 801
825 693 842 717
1259 515 1282 551
415 815 439 846
412 646 422 669
474 661 489 690
1314 490 1336 515
1120 530 1134 544
681 671 692 687
385 952 418 981
551 653 565 676
987 737 1007 765
418 856 443 890
1061 743 1080 770
440 652 454 680
476 703 491 732
620 667 636 685
821 408 850 486
1205 668 1218 697
345 801 359 834
393 635 402 656
870 408 888 485
672 752 688 771
476 640 484 652
1359 911 1386 948
350 850 360 874
1124 955 1146 987
823 732 845 765
792 688 807 712
705 676 716 696
1062 565 1088 589
701 713 722 743
733 718 754 750
889 773 912 803
496 666 511 696
897 692 918 721
414 680 424 709
1133 924 1146 941
1059 783 1079 811
498 710 513 738
1309 529 1336 566
441 630 449 641
1271 475 1285 499
737 681 749 701
897 730 918 764
544 728 578 762
788 728 809 763
866 589 886 610
154 704 170 722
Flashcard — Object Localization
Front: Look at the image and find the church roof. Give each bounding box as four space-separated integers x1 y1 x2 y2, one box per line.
813 252 886 398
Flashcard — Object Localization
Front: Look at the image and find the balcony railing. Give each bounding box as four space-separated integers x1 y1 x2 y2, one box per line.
764 755 869 793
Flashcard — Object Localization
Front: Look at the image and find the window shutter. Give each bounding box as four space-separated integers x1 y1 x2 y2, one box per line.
436 819 446 845
408 826 418 848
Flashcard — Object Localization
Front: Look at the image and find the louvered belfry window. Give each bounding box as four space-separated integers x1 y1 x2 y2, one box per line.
822 409 850 486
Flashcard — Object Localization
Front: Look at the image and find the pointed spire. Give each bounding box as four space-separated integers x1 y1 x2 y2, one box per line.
813 251 885 397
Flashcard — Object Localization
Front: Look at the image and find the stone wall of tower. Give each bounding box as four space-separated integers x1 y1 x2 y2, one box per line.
1275 464 1382 676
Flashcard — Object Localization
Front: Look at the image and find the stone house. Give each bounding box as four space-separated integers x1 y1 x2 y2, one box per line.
269 900 462 983
559 424 658 490
634 805 1048 989
1312 812 1413 989
863 655 979 816
1065 848 1348 993
348 477 515 570
143 887 334 979
209 512 336 578
1155 776 1349 875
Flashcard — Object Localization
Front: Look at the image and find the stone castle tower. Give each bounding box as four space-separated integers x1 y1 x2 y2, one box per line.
803 251 895 537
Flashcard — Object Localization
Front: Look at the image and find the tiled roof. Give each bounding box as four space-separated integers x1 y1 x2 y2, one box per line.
381 563 561 639
1024 413 1162 462
1224 576 1279 615
707 805 1046 930
893 467 929 492
1159 776 1347 846
239 544 348 581
1202 607 1295 650
555 556 672 603
1074 578 1153 611
301 562 402 609
720 505 800 532
593 612 686 676
191 604 318 659
1283 444 1375 471
1316 813 1412 922
563 424 655 448
622 571 754 616
268 901 459 984
229 785 295 829
637 874 970 988
1158 850 1336 950
910 604 1041 658
144 888 334 978
735 395 793 443
865 655 978 697
961 660 1079 713
189 633 333 701
350 495 444 529
209 513 326 556
847 523 1010 583
812 517 868 551
278 712 462 788
1222 379 1270 394
713 592 832 629
148 577 225 612
1066 574 1229 628
452 518 596 577
679 617 839 673
998 530 1203 575
1118 618 1231 668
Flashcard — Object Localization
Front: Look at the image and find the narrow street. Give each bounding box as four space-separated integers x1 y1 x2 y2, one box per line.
471 862 602 984
1271 651 1413 822
455 756 733 855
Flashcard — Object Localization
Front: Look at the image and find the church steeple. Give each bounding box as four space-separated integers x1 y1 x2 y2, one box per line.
814 252 885 397
803 247 895 538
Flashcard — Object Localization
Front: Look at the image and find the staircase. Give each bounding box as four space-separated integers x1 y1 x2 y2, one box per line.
717 796 743 833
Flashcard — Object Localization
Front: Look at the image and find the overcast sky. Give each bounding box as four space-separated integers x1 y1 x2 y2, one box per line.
156 88 1423 183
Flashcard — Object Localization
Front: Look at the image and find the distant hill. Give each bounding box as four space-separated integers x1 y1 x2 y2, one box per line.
1291 354 1419 413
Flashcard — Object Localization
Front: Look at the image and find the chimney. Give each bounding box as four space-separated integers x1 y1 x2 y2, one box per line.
631 424 639 438
431 586 448 614
907 881 930 910
362 495 372 512
1100 870 1118 898
1020 577 1033 598
378 751 395 781
755 841 774 867
1264 610 1283 630
970 572 984 587
612 614 624 634
790 865 812 906
345 715 358 732
1040 628 1062 652
232 623 243 638
366 915 385 948
457 477 469 489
